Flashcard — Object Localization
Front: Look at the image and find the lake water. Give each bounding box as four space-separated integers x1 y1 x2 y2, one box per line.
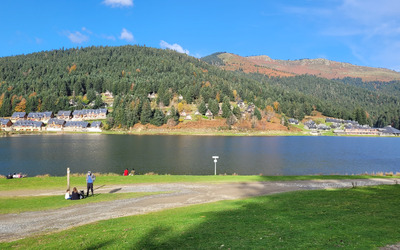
0 134 399 176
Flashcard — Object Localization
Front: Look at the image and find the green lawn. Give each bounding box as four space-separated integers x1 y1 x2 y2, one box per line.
0 174 394 191
0 192 162 214
2 185 400 249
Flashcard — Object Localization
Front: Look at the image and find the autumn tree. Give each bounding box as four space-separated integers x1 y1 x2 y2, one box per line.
14 98 27 112
273 101 280 113
265 105 275 122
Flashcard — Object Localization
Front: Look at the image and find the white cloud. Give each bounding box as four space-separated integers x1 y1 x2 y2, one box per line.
67 31 89 44
119 28 134 42
102 34 116 41
160 40 189 55
103 0 133 8
35 37 43 44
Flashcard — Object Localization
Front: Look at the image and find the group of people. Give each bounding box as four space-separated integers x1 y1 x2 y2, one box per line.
65 171 95 200
6 173 27 179
123 168 135 176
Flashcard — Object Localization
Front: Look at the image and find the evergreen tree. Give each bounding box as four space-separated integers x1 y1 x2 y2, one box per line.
140 100 152 124
197 100 207 115
233 106 241 119
150 109 166 126
208 98 219 117
221 96 231 118
254 107 262 120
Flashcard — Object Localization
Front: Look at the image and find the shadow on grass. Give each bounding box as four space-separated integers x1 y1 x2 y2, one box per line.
86 239 116 250
129 185 400 249
109 188 122 193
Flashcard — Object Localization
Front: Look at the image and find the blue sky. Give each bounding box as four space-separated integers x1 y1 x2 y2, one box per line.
1 0 400 71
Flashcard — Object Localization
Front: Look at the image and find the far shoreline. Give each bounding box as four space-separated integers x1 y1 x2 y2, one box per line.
1 129 395 137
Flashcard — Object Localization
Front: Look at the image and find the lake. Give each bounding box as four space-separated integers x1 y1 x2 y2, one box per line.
0 134 399 176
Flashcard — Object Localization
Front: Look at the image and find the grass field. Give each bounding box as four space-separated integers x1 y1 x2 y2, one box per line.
1 174 395 191
1 184 399 249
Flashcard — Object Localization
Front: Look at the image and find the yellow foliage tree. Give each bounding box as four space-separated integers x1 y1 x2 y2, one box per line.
265 105 275 122
68 64 77 73
177 102 184 113
216 92 221 103
0 93 4 108
37 99 42 112
273 101 280 112
233 89 237 100
15 98 27 112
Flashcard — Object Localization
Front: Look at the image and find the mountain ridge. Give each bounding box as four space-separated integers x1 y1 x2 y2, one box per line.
202 52 400 82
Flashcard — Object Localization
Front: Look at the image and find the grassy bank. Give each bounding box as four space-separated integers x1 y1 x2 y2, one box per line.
2 185 400 249
0 192 162 214
1 174 396 192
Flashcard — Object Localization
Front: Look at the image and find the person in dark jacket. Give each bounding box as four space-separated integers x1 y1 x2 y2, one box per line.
71 187 80 200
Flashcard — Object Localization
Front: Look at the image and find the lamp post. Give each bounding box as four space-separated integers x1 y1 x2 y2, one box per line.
212 156 219 175
67 167 70 190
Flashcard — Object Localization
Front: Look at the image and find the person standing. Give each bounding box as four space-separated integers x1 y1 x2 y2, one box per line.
86 171 95 197
123 168 128 176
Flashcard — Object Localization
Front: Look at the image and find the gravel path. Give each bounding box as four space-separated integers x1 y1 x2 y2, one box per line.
0 178 398 243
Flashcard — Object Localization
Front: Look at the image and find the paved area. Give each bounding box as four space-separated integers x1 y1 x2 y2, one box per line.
0 178 398 242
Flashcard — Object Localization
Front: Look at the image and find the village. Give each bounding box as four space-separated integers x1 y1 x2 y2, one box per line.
289 117 400 136
0 109 107 133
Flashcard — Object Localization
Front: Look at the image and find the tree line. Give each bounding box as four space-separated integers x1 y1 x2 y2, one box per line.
1 45 400 129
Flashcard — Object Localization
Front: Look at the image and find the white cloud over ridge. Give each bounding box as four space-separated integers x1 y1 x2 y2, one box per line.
160 40 189 55
67 31 89 44
103 0 133 8
119 28 134 42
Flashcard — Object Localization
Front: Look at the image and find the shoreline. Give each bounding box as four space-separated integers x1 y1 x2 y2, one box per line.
1 129 394 137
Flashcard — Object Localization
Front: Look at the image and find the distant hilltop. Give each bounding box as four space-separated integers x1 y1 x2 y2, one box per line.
202 52 400 82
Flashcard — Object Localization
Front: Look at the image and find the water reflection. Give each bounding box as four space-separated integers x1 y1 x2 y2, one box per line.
0 135 399 176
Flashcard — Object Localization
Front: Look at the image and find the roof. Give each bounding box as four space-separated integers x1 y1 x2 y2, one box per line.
64 121 89 128
91 121 103 127
11 112 26 118
0 119 12 125
381 126 400 134
48 118 66 126
14 120 43 127
57 110 72 116
73 109 108 116
27 111 53 119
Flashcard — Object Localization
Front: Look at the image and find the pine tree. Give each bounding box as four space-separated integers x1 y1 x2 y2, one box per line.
140 100 152 124
197 100 207 115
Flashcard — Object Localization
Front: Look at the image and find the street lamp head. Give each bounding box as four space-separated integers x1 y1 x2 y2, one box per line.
212 156 219 159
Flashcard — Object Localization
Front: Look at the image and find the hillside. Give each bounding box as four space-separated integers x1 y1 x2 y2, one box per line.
203 52 400 82
1 45 400 130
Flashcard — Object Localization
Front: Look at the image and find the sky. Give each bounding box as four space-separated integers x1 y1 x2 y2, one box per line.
1 0 400 71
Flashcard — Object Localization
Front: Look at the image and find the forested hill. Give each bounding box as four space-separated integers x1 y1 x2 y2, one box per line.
0 45 400 129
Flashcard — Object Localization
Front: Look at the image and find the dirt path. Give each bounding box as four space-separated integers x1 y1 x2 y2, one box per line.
0 178 398 243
